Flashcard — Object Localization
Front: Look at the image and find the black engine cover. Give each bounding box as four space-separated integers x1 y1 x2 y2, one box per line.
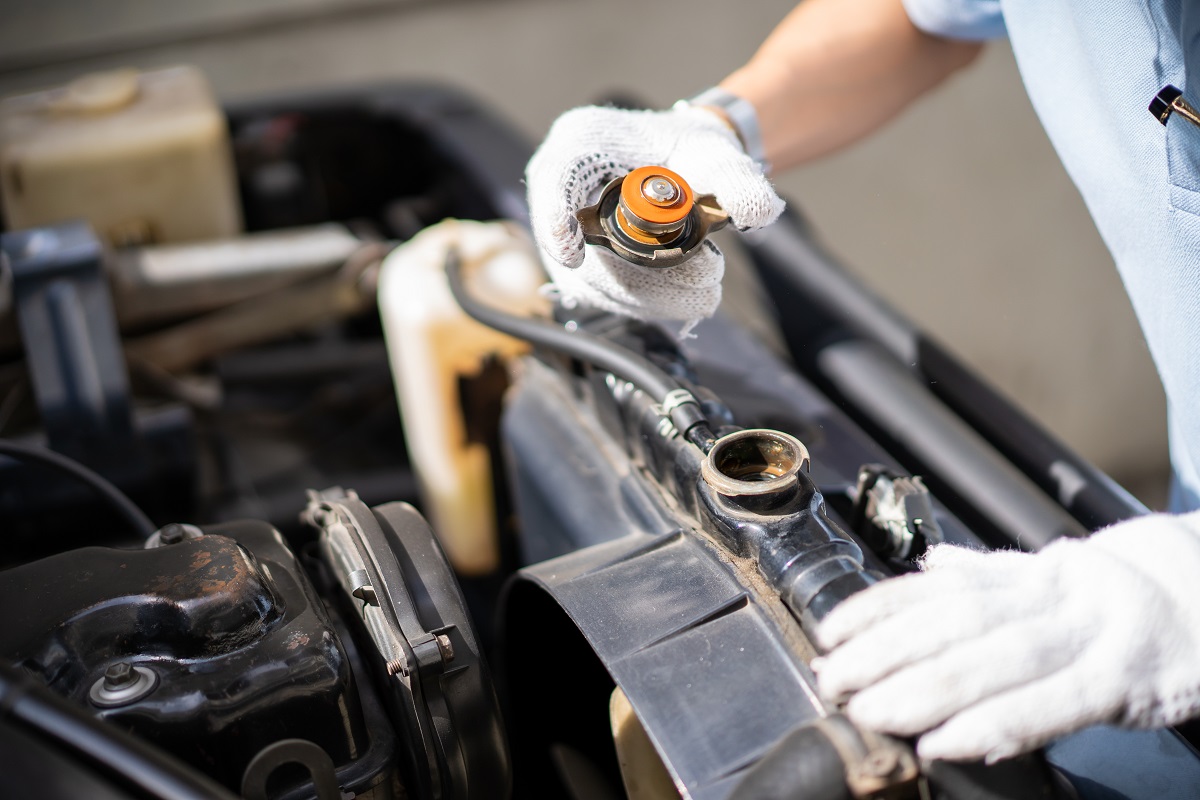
0 521 368 791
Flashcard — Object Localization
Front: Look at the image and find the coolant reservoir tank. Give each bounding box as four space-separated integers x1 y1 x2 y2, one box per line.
0 66 242 246
378 219 548 576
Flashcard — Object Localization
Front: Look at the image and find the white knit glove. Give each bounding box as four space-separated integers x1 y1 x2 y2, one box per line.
526 105 784 327
812 512 1200 763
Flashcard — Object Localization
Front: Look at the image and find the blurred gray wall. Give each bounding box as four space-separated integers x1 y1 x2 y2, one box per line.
0 0 1169 504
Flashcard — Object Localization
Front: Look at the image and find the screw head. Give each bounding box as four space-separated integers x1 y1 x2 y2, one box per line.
104 661 135 688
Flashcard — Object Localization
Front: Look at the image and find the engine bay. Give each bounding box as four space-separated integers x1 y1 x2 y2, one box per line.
1 71 1197 800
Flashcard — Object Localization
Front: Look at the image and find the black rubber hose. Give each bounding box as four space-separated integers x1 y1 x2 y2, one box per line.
0 440 156 538
443 248 713 447
924 757 1066 800
0 664 239 800
729 721 852 800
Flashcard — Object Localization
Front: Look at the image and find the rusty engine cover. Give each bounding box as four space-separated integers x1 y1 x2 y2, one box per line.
0 520 369 791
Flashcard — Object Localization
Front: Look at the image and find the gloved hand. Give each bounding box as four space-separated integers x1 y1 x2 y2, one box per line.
526 104 784 328
812 512 1200 763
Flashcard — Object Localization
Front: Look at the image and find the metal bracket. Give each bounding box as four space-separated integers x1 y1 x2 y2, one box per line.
851 464 942 560
303 488 509 799
1 222 135 461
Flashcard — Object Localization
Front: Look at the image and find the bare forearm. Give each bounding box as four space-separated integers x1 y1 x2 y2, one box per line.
719 0 982 171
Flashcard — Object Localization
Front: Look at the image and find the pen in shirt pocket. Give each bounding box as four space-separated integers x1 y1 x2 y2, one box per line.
1150 85 1200 128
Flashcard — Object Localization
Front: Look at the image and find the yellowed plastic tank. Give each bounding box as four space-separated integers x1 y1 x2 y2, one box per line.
378 219 548 576
610 687 681 799
0 66 241 246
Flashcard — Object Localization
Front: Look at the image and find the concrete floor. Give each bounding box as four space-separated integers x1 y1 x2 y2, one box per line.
0 0 1170 505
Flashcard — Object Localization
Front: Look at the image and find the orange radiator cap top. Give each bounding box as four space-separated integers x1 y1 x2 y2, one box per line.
619 166 695 228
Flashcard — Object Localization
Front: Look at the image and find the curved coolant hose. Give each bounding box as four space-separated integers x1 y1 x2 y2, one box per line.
0 439 156 538
443 248 714 449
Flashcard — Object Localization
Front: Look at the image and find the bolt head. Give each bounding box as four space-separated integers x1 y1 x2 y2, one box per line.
91 663 157 707
104 662 135 688
158 523 186 544
436 634 455 663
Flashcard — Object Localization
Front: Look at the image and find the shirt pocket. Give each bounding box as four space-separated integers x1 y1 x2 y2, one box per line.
1167 112 1200 216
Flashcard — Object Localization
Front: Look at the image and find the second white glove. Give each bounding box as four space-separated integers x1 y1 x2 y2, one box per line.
526 104 784 327
812 512 1200 763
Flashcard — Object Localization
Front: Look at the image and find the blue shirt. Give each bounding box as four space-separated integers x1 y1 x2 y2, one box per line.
903 0 1200 512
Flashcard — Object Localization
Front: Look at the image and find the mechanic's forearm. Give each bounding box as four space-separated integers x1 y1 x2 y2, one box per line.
719 0 982 171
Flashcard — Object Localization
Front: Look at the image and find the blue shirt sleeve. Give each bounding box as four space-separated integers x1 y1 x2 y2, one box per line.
901 0 1007 40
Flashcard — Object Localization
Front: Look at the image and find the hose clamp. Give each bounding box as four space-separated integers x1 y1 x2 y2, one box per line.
659 389 700 417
